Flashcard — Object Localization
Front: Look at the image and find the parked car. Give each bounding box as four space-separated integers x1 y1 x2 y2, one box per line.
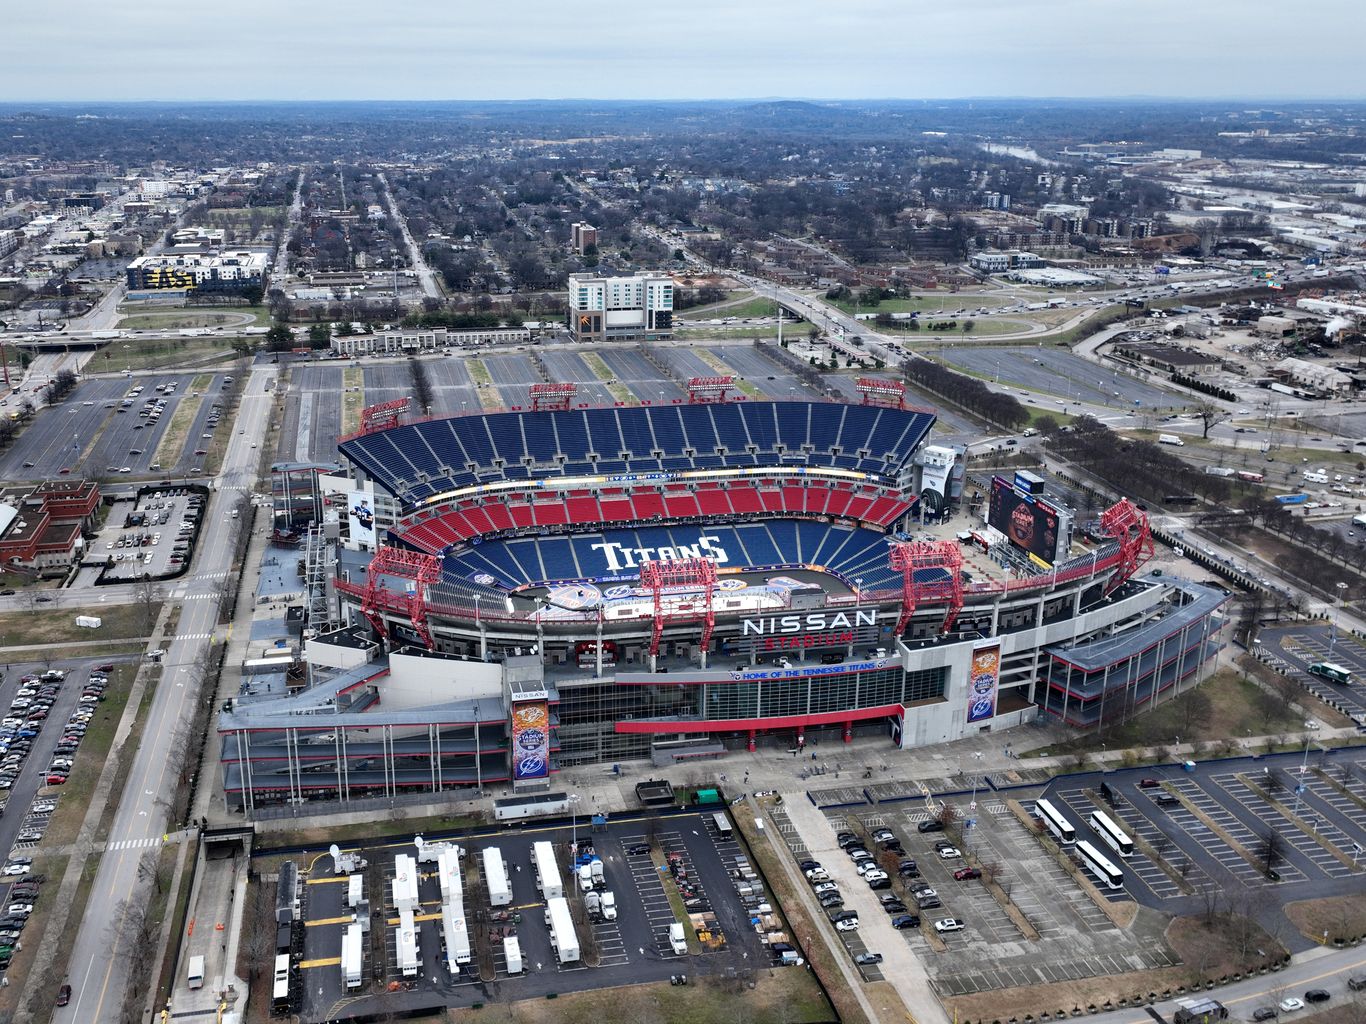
934 917 965 933
1278 998 1304 1013
835 917 860 932
854 952 883 966
1138 778 1161 789
890 913 919 929
1305 991 1331 1004
953 867 982 881
917 820 945 833
937 846 962 860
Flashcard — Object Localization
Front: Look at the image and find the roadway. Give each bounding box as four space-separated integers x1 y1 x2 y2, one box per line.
57 363 278 1024
378 171 441 300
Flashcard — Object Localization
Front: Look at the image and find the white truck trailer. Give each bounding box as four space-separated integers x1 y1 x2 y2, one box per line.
484 847 512 906
396 908 419 977
546 896 580 964
441 901 472 974
341 922 363 989
532 840 563 899
504 935 523 974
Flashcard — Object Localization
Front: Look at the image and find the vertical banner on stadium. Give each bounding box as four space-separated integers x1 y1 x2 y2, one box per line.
510 699 550 781
967 643 1001 724
348 490 376 548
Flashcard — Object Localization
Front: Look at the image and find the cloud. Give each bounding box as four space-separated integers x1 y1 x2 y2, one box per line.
1 0 1362 100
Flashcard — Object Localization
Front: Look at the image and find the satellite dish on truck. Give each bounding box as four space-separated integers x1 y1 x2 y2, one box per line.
330 843 342 874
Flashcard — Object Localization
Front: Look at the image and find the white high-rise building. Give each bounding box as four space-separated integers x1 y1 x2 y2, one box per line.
568 272 673 342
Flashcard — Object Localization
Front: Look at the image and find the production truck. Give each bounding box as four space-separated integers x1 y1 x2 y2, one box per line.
484 847 511 906
532 840 563 899
341 923 363 989
1158 433 1184 446
546 896 580 964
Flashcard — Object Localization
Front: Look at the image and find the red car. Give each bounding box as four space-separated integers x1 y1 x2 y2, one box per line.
95 663 115 672
953 867 982 881
1138 778 1161 789
45 774 68 785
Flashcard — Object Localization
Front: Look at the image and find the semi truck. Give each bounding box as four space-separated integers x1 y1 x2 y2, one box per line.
484 847 511 906
546 896 580 964
341 923 363 989
532 841 563 899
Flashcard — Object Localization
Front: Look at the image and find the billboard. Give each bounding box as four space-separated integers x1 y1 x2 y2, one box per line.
348 490 376 548
988 476 1060 566
967 643 1001 724
510 700 550 781
739 609 881 654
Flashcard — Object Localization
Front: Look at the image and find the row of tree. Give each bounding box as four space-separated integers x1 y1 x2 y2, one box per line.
899 356 1029 430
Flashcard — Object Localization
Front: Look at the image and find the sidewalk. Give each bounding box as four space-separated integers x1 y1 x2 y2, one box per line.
193 508 278 824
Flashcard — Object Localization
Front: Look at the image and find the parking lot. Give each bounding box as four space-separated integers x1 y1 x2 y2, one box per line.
758 792 1180 998
1028 754 1366 954
0 656 128 981
1255 625 1366 722
937 346 1191 411
95 486 208 581
0 373 229 481
289 809 770 1020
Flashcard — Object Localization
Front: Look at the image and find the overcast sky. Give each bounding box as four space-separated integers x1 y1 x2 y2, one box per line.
2 0 1361 102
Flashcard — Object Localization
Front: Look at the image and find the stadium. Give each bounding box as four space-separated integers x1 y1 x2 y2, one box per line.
219 377 1228 813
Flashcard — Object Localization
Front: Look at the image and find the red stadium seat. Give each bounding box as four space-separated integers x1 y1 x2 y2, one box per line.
695 489 731 515
727 486 763 514
760 489 784 513
782 486 805 511
844 494 873 520
664 494 700 518
599 497 634 521
824 489 852 518
465 506 497 534
632 492 666 519
565 496 601 524
535 502 570 526
509 504 535 529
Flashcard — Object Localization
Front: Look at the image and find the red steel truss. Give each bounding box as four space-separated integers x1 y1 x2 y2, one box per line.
359 397 410 435
361 546 443 648
1098 498 1154 595
855 377 906 409
687 376 735 404
530 382 578 411
638 557 719 658
888 540 965 638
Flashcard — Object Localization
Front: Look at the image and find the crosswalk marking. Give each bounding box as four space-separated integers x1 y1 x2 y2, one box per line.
106 837 163 851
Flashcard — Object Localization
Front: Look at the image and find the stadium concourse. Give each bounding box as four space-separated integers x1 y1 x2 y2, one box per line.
220 381 1229 814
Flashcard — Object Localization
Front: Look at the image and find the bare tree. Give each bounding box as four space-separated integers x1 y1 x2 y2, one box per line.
1193 400 1231 439
1259 828 1286 877
241 879 276 985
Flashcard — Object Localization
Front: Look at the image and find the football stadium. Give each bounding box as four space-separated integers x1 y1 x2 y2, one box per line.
220 378 1227 812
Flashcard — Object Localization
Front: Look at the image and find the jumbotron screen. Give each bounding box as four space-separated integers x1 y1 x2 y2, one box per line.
988 476 1060 565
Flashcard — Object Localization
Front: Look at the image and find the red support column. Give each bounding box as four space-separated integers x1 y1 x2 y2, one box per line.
747 730 756 753
843 722 853 743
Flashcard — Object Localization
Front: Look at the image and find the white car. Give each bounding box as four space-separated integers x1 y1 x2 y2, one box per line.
835 917 860 932
863 869 889 884
934 917 965 933
855 860 881 876
813 881 839 896
1279 999 1304 1013
937 846 962 860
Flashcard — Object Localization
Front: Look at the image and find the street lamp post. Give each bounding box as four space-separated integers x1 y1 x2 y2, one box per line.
569 794 581 852
1329 581 1348 657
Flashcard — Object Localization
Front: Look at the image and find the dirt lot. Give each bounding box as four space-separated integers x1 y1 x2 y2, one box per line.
449 969 835 1024
1285 894 1366 944
0 602 156 646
